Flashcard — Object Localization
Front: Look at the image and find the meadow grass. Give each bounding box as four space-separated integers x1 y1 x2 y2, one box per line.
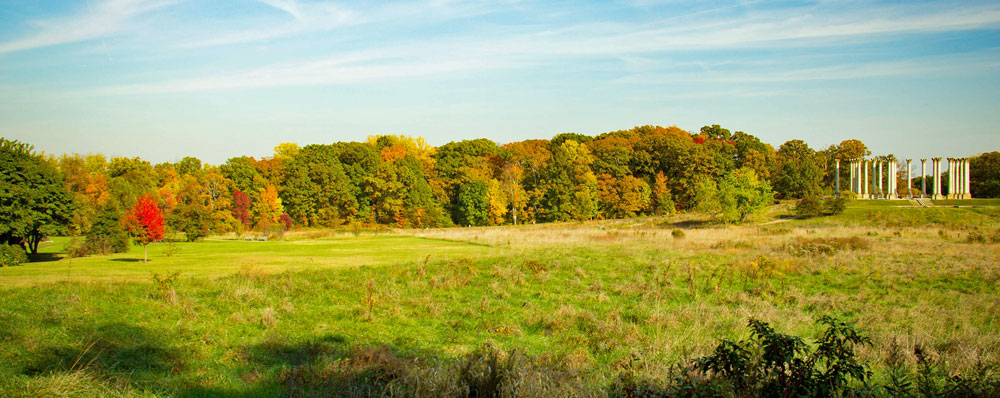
1 200 999 396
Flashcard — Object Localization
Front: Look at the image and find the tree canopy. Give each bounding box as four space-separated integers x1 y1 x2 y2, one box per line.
0 138 73 254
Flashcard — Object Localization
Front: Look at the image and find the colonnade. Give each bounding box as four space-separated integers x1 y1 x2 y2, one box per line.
845 156 972 199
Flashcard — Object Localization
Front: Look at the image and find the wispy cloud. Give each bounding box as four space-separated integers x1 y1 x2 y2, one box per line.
0 0 177 55
48 1 1000 95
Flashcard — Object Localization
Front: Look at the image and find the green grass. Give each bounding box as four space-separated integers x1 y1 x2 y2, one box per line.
0 235 494 285
1 203 999 396
932 198 1000 206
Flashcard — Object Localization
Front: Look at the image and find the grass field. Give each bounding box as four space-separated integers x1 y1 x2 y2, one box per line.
1 200 999 396
0 235 493 285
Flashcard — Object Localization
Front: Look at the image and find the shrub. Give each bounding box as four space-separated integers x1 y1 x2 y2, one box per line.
839 190 858 200
671 229 685 239
787 236 869 256
795 196 822 218
967 231 987 243
824 197 848 216
694 316 871 397
0 244 28 266
67 205 130 257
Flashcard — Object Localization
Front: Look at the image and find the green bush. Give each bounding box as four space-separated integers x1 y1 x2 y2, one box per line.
671 229 685 239
824 197 848 216
67 205 130 257
0 244 28 267
795 196 822 218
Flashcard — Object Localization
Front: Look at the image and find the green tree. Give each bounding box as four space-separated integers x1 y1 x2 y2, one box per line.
729 168 774 222
694 168 772 225
0 138 74 254
175 156 202 176
171 176 213 241
773 140 822 199
281 144 357 226
796 196 822 218
971 152 1000 198
456 180 489 226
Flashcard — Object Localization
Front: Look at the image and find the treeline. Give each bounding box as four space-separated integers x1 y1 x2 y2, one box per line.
5 125 996 254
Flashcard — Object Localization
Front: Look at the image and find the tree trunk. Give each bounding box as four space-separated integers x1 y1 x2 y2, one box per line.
28 232 41 254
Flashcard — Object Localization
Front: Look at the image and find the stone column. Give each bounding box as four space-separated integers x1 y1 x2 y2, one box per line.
932 158 941 199
862 159 869 199
965 158 972 199
889 160 896 199
949 159 955 199
906 159 912 199
893 160 899 198
877 159 883 199
956 158 963 199
920 159 927 198
835 160 840 197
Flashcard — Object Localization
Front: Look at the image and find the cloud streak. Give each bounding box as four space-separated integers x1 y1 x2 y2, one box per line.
81 1 1000 95
0 0 176 55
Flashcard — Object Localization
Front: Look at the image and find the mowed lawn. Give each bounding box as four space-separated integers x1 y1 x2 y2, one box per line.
0 235 495 285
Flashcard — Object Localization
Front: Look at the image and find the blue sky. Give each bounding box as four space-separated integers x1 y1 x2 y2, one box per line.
1 0 998 165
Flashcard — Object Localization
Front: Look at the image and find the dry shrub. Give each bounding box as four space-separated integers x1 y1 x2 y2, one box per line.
734 255 798 285
758 227 791 236
787 236 869 256
260 307 277 328
711 240 755 249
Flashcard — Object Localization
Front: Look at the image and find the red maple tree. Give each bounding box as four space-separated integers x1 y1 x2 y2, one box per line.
232 189 252 227
123 195 165 262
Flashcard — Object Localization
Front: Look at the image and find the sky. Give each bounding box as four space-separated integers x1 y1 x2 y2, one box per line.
0 0 998 165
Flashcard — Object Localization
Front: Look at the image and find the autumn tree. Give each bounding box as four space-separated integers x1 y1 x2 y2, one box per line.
650 172 675 215
254 184 284 230
171 176 212 241
0 138 74 254
541 141 598 221
597 174 650 219
123 195 164 262
500 140 551 223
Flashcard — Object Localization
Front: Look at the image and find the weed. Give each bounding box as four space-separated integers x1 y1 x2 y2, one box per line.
364 279 377 321
787 236 869 256
967 231 987 243
671 229 685 239
150 271 180 304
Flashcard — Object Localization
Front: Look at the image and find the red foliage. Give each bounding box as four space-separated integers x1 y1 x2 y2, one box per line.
232 189 251 227
279 213 293 230
123 195 164 245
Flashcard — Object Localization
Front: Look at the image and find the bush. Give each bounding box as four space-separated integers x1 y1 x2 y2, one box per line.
671 229 685 239
68 205 130 257
795 196 822 218
839 190 858 200
0 244 28 266
824 197 848 216
967 231 987 243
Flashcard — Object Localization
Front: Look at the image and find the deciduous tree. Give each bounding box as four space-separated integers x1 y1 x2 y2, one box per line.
0 138 74 254
122 195 164 262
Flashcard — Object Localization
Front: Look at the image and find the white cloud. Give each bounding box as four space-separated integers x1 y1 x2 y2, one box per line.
0 0 177 55
68 1 1000 94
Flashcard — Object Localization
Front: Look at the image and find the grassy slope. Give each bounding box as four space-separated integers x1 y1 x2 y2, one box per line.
1 200 999 396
